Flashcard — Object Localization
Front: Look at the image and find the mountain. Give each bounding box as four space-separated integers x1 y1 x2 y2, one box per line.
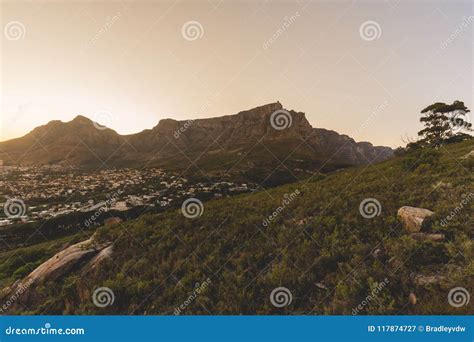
1 139 472 314
0 115 127 166
0 103 393 182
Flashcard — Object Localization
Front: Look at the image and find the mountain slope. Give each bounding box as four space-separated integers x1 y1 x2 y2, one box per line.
2 139 472 314
0 116 128 166
0 103 393 180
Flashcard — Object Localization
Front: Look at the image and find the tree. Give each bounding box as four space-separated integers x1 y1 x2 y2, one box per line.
418 101 471 147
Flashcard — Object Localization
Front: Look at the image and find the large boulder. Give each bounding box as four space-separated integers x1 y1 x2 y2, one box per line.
398 206 434 232
1 236 111 306
81 245 113 276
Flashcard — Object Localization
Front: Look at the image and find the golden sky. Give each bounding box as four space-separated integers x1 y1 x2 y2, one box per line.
1 0 472 147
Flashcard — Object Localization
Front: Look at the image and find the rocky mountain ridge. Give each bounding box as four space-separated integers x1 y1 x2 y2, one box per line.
0 103 393 180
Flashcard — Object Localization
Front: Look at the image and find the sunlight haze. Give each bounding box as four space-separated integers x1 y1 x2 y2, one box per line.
1 0 472 147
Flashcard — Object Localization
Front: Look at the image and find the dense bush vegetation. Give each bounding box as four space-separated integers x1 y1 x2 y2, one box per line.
2 140 473 315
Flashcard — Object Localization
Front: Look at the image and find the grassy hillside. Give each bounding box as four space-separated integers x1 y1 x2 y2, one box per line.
3 140 473 315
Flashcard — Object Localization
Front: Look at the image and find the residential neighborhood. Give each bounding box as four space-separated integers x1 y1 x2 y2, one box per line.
0 165 255 226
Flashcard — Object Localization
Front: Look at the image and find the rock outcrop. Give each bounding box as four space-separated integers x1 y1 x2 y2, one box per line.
397 206 434 232
397 206 448 300
81 245 113 276
1 235 112 307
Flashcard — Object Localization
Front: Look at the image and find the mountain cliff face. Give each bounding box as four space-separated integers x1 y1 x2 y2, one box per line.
0 103 393 179
313 128 394 167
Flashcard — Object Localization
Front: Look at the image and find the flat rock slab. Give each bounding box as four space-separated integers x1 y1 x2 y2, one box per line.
412 274 445 286
2 237 111 300
409 233 445 242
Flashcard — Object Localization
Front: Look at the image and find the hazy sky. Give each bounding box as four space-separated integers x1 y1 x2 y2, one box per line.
1 0 472 147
